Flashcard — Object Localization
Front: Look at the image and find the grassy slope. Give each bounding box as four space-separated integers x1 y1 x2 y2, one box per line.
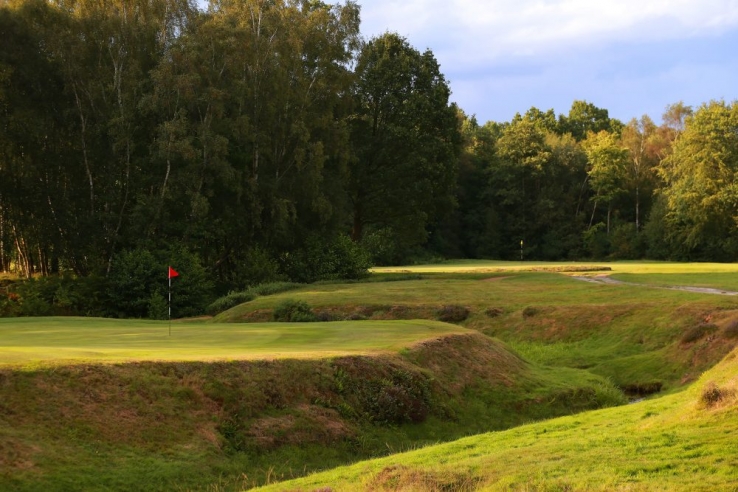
215 271 738 392
0 323 622 491
257 346 738 491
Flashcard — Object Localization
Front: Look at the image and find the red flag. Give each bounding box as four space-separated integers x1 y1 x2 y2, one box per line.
168 266 179 279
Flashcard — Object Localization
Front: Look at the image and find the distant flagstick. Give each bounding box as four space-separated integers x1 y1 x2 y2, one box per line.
168 266 179 336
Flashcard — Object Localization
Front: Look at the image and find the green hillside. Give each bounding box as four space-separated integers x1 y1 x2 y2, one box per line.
257 345 738 491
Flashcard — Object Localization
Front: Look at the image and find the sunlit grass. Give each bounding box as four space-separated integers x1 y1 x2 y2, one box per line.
0 317 470 367
255 347 738 492
372 259 738 275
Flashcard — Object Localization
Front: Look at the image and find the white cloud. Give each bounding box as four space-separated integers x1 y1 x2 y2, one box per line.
360 0 738 63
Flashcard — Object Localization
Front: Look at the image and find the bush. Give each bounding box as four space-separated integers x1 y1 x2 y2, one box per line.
436 305 469 323
681 322 718 344
221 246 284 290
281 235 371 284
273 299 316 322
700 381 735 408
522 306 539 318
108 247 214 319
485 307 503 318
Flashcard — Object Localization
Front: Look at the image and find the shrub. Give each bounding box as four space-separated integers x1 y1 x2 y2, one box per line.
281 234 371 283
108 247 214 319
700 381 735 408
681 322 718 344
436 305 469 323
522 306 539 318
273 299 316 322
485 307 503 318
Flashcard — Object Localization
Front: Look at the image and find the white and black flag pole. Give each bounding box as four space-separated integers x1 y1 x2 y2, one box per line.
168 266 179 336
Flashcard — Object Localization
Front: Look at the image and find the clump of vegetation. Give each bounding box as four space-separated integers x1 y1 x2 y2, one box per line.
522 306 539 318
699 381 735 408
681 322 718 344
436 305 470 323
273 299 317 322
485 307 504 318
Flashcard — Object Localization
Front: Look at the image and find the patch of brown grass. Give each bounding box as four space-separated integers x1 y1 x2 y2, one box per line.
366 464 480 492
699 380 737 410
404 333 526 392
247 405 355 449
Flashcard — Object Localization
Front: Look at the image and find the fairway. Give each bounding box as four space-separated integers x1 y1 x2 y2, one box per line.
373 259 738 275
0 317 470 367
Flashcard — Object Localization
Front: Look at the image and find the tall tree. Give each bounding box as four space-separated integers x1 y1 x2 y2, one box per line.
583 130 628 234
657 101 738 259
621 115 658 231
559 100 621 141
348 32 461 255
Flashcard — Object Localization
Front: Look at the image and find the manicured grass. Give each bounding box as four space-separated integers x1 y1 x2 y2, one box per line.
611 272 738 291
255 347 738 492
373 259 738 275
0 317 470 367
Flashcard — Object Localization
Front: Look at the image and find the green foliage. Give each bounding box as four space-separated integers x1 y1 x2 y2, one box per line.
348 32 461 249
1 274 109 317
107 247 214 319
273 299 317 322
281 235 371 283
655 101 738 260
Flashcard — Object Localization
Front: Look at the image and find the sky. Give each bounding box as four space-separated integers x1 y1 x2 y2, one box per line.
358 0 738 124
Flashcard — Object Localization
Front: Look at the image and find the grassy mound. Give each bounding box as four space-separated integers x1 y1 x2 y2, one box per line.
214 271 738 394
0 329 623 491
256 346 738 491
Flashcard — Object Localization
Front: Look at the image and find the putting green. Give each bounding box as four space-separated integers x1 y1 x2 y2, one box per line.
0 317 470 367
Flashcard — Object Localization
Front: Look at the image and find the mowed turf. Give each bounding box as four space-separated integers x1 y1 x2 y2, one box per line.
0 317 470 367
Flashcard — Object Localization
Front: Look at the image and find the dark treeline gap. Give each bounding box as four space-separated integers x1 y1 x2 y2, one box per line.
2 0 738 318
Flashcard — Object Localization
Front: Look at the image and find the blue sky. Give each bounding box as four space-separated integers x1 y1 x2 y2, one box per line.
358 0 738 124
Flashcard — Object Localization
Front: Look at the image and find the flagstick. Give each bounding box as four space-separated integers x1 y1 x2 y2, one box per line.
168 273 172 337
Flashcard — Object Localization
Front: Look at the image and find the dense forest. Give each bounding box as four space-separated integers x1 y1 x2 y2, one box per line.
2 0 738 317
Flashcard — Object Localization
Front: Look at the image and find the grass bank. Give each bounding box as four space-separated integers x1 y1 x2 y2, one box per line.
256 345 738 491
0 323 623 491
215 270 738 394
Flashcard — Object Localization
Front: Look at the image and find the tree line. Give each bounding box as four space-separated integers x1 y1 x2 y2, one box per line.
2 0 738 316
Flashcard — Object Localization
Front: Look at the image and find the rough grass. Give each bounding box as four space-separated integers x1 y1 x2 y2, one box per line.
0 332 624 491
254 347 738 492
215 269 738 393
